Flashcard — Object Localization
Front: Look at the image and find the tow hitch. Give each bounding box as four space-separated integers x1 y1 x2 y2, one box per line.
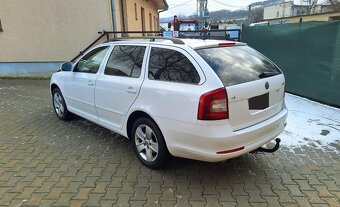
251 138 281 153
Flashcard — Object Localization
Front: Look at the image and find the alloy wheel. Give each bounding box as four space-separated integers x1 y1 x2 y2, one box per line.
53 92 64 117
135 124 159 162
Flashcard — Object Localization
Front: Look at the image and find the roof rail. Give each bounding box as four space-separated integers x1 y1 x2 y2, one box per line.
105 36 185 45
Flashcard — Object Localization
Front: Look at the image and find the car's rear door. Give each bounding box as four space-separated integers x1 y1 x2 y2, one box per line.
95 44 149 130
63 46 110 122
196 45 285 131
137 45 205 124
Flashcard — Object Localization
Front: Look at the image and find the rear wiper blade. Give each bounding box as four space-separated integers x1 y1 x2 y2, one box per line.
259 72 279 79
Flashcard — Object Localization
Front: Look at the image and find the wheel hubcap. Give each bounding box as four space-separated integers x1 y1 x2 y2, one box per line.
135 125 159 162
53 93 64 117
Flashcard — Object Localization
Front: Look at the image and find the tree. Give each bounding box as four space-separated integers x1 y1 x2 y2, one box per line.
301 0 318 14
327 0 340 11
248 8 264 24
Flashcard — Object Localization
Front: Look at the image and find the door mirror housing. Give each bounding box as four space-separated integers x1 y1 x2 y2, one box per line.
60 62 73 71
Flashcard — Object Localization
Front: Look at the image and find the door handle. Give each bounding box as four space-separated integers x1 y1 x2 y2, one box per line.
88 80 94 86
126 87 137 94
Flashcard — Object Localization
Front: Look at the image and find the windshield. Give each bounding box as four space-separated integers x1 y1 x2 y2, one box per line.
196 46 281 87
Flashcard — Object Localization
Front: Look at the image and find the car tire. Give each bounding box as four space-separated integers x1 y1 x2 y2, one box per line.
131 117 169 169
52 88 72 121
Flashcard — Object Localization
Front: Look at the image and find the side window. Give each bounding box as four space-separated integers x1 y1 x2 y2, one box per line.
74 46 109 74
105 45 146 78
148 47 200 84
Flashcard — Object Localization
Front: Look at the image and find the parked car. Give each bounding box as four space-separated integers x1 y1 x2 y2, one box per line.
50 37 287 169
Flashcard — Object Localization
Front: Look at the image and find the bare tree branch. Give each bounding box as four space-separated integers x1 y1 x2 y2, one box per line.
327 0 340 11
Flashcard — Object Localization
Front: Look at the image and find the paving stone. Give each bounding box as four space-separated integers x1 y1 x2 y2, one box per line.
189 188 205 201
25 192 47 206
295 180 315 191
246 189 266 203
273 190 296 204
234 195 251 207
161 187 176 201
263 196 281 207
205 194 222 207
0 80 339 207
302 191 326 204
313 185 335 197
53 193 76 206
83 193 105 206
159 200 176 206
73 188 93 200
144 193 162 207
69 199 87 207
45 187 65 200
285 184 305 197
148 182 162 194
116 193 133 206
324 197 340 207
92 181 109 194
293 196 313 207
220 201 237 207
100 200 117 207
231 184 247 196
0 192 19 206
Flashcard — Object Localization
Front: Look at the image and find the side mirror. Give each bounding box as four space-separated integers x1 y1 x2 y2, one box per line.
60 62 73 71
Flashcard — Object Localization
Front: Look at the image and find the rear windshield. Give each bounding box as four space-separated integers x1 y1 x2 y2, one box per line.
196 46 281 87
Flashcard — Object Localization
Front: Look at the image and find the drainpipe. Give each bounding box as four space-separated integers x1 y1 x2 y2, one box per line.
118 0 126 34
111 0 117 38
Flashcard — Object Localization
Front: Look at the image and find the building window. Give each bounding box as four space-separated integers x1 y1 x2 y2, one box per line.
154 16 157 31
149 13 152 31
276 11 279 17
0 19 3 32
134 3 138 20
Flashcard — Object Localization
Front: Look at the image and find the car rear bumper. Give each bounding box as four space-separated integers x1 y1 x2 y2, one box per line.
157 106 288 162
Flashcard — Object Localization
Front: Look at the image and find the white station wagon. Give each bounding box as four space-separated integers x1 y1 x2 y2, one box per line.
50 37 288 169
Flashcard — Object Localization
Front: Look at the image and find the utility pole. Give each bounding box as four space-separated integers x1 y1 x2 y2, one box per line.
197 0 209 29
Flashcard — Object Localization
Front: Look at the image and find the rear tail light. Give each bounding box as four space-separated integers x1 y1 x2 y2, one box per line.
197 88 229 120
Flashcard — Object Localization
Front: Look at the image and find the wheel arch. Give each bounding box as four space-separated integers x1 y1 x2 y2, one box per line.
126 110 161 140
50 83 60 94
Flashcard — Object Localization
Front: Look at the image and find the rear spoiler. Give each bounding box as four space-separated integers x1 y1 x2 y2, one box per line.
193 42 247 50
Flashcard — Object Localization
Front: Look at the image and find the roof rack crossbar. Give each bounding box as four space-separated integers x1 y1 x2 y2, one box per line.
105 37 185 45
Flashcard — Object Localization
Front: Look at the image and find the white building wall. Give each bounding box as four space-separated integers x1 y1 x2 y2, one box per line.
264 1 294 20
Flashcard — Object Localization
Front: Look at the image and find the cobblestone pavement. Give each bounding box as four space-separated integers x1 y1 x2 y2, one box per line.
0 79 339 207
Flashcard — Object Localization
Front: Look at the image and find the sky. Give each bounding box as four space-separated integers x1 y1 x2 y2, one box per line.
160 0 266 18
160 0 303 18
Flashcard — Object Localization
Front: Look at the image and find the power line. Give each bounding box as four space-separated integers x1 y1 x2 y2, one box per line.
210 0 245 9
167 0 195 11
209 1 227 10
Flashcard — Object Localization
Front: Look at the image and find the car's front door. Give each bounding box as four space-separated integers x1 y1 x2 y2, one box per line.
95 44 148 130
64 46 110 122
